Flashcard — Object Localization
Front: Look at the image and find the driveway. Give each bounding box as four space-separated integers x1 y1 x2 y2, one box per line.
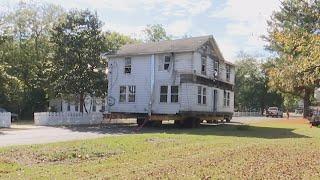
0 116 303 147
0 124 133 147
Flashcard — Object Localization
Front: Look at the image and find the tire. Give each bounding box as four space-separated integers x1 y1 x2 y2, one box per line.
226 118 231 123
174 120 182 127
137 117 145 126
182 117 200 128
207 120 213 124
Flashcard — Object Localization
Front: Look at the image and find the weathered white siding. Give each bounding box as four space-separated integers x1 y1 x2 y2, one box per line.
108 50 235 115
180 83 234 113
108 55 151 113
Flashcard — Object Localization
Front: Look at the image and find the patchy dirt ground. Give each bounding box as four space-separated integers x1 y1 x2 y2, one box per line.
1 118 320 179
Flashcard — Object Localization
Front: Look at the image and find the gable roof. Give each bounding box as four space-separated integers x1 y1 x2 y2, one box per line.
108 35 226 61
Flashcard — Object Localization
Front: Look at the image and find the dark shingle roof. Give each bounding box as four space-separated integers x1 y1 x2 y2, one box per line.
109 35 212 57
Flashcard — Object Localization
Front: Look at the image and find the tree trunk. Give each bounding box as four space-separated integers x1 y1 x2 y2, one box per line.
80 93 84 113
303 88 311 118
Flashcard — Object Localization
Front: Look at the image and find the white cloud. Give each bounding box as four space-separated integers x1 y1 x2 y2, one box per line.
166 19 193 36
214 38 239 62
103 22 145 39
54 0 212 17
210 0 281 56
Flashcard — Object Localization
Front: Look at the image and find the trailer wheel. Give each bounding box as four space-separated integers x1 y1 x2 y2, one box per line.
182 117 200 128
226 118 231 123
137 117 145 126
174 120 183 127
207 120 213 124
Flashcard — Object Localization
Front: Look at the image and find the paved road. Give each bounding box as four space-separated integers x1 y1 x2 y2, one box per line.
0 116 302 147
0 124 132 147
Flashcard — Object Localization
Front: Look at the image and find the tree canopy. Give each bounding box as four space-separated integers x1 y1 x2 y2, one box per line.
143 24 171 42
50 9 107 112
235 53 283 113
0 2 65 117
265 0 320 117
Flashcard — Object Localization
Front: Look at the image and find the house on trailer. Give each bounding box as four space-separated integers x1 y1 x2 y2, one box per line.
107 35 235 127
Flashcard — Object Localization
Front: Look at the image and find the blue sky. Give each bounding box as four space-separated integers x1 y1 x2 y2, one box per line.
0 0 281 62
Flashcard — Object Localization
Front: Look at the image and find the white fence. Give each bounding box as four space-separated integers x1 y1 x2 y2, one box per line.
0 112 11 128
34 112 103 126
233 111 262 117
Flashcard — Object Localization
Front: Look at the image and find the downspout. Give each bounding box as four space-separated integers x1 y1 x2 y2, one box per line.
149 54 155 116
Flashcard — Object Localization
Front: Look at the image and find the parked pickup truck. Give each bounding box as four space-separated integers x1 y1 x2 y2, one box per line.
266 107 283 118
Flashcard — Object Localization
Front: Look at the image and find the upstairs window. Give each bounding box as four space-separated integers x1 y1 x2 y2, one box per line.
201 55 206 75
164 56 171 70
124 57 131 74
119 86 126 102
171 86 179 103
160 86 168 103
128 86 136 102
226 65 231 81
214 60 219 77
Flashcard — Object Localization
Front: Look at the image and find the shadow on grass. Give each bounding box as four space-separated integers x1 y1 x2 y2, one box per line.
62 122 309 139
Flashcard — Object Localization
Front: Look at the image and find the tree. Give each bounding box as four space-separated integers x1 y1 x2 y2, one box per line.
143 24 171 42
50 9 107 113
103 31 139 54
235 53 283 113
0 2 65 117
265 0 320 117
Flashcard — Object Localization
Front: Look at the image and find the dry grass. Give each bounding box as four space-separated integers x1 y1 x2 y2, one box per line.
1 118 320 179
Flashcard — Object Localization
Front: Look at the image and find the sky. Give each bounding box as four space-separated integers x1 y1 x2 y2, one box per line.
0 0 282 62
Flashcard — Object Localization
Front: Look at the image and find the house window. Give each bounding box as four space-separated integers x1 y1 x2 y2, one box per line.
224 91 230 107
171 86 179 103
128 86 136 102
67 102 71 111
160 86 168 103
203 87 207 105
75 104 79 112
198 86 202 104
201 55 206 75
164 56 171 70
198 86 207 105
214 60 219 77
124 57 131 74
226 65 231 81
119 86 126 102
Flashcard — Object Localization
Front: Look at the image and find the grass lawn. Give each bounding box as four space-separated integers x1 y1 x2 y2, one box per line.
1 119 320 179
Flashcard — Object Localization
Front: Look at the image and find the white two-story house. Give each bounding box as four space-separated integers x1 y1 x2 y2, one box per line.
107 35 235 127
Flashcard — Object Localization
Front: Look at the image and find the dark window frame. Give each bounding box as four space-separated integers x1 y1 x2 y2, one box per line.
164 56 171 70
160 86 168 103
170 86 179 103
124 57 132 74
119 86 127 102
128 85 136 102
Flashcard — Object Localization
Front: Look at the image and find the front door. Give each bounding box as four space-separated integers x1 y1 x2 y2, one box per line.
213 89 218 112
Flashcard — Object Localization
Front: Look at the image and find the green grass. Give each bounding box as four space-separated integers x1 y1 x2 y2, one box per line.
1 120 320 179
